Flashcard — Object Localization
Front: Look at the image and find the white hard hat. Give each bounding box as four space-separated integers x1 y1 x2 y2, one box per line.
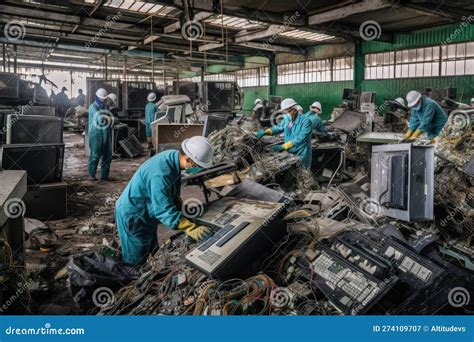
181 136 214 169
147 92 157 102
95 88 108 100
406 91 422 108
395 97 405 106
470 98 474 103
279 98 297 112
311 101 322 111
255 98 263 105
295 105 303 112
107 93 117 106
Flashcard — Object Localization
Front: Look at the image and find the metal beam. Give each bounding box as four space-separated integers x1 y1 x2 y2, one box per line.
234 25 284 43
308 0 394 25
163 11 214 33
198 42 224 52
235 42 297 54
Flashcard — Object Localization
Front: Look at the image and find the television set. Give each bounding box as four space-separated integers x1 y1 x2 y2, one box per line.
6 115 63 144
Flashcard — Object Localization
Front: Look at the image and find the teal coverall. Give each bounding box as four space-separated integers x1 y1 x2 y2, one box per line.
409 96 447 139
115 150 182 265
271 113 313 168
88 101 112 179
304 111 327 136
145 101 157 138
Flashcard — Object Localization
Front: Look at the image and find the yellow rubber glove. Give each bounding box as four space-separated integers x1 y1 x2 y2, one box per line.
431 136 439 144
411 128 422 139
177 217 211 241
264 128 273 136
404 130 413 139
282 141 294 150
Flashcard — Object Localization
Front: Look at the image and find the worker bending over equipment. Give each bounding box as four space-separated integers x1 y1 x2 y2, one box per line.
115 136 214 265
256 98 313 168
404 90 447 142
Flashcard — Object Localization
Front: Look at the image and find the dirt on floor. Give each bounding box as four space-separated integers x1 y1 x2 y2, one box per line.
24 130 207 314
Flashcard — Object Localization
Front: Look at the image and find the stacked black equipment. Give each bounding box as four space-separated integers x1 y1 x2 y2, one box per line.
0 107 67 220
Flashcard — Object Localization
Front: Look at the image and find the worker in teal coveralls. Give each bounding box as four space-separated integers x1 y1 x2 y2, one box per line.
404 90 447 142
115 136 214 265
145 92 157 149
304 101 327 136
256 98 313 168
88 88 113 181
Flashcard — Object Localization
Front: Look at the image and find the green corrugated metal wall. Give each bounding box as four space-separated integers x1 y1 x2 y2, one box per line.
275 82 352 120
242 82 352 120
242 23 474 115
361 76 474 108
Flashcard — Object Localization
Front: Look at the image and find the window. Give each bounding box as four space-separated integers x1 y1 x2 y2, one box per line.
364 42 474 80
204 73 236 82
277 62 305 85
236 68 260 87
333 57 354 81
365 52 395 79
395 46 439 78
259 67 269 86
441 41 474 76
305 59 331 82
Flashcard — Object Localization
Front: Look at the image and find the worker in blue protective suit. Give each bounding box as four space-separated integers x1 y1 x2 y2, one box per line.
304 101 327 137
404 90 447 142
115 136 214 266
88 88 114 181
145 92 157 149
256 98 313 168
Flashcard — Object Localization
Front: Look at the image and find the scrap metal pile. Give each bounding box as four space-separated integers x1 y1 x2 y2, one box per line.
98 110 472 316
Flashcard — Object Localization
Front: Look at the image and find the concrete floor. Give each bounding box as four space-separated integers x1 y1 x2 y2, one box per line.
24 130 208 314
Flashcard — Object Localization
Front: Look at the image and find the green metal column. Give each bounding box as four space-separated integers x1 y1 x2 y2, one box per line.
268 53 277 96
354 40 364 91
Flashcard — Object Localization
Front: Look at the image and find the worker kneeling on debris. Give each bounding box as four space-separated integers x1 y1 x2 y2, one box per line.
256 98 313 168
404 90 447 142
115 136 214 265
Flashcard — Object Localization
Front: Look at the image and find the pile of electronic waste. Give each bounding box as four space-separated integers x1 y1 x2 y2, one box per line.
99 99 472 316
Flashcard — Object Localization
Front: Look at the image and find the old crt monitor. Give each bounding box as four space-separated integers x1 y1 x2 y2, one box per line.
371 143 434 221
